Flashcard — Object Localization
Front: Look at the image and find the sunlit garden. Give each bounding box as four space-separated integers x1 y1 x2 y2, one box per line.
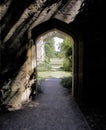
36 31 73 90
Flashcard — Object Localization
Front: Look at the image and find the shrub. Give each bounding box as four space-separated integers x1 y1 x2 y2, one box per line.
61 76 72 89
37 62 51 71
63 59 72 71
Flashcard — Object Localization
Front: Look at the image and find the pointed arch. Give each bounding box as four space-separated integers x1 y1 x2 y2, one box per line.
29 18 83 101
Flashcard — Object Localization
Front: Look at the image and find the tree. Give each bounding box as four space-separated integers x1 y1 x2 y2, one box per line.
44 38 55 62
59 37 73 71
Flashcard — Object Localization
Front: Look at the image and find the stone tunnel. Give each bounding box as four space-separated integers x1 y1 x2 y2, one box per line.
0 0 105 110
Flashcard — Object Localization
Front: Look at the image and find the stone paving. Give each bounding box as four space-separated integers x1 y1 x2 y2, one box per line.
0 78 91 130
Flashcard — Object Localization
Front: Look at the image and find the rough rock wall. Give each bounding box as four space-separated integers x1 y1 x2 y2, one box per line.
0 40 36 109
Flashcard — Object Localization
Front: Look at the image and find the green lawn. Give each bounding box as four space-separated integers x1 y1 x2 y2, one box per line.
37 71 72 79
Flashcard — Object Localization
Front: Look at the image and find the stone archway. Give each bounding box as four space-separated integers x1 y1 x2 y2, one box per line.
29 18 83 101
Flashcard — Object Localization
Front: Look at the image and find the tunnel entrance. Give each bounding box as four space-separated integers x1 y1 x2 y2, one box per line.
36 29 73 95
30 19 83 101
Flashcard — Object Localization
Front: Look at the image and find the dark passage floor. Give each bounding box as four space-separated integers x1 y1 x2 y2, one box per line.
0 78 91 130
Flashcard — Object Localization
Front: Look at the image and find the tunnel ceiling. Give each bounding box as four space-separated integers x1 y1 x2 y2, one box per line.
0 0 99 45
0 0 87 44
0 0 98 45
29 0 84 30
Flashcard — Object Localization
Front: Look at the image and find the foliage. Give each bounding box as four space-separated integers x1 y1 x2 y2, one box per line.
44 38 55 62
63 59 72 71
61 76 72 89
37 62 51 71
59 37 73 71
59 37 73 57
44 37 73 72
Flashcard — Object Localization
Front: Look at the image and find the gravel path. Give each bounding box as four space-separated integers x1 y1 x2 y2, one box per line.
0 78 91 130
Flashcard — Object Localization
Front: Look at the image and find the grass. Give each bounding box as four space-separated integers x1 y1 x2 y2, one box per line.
37 71 72 80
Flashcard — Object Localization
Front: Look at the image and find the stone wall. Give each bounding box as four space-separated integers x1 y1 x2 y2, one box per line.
73 0 105 106
0 40 36 110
